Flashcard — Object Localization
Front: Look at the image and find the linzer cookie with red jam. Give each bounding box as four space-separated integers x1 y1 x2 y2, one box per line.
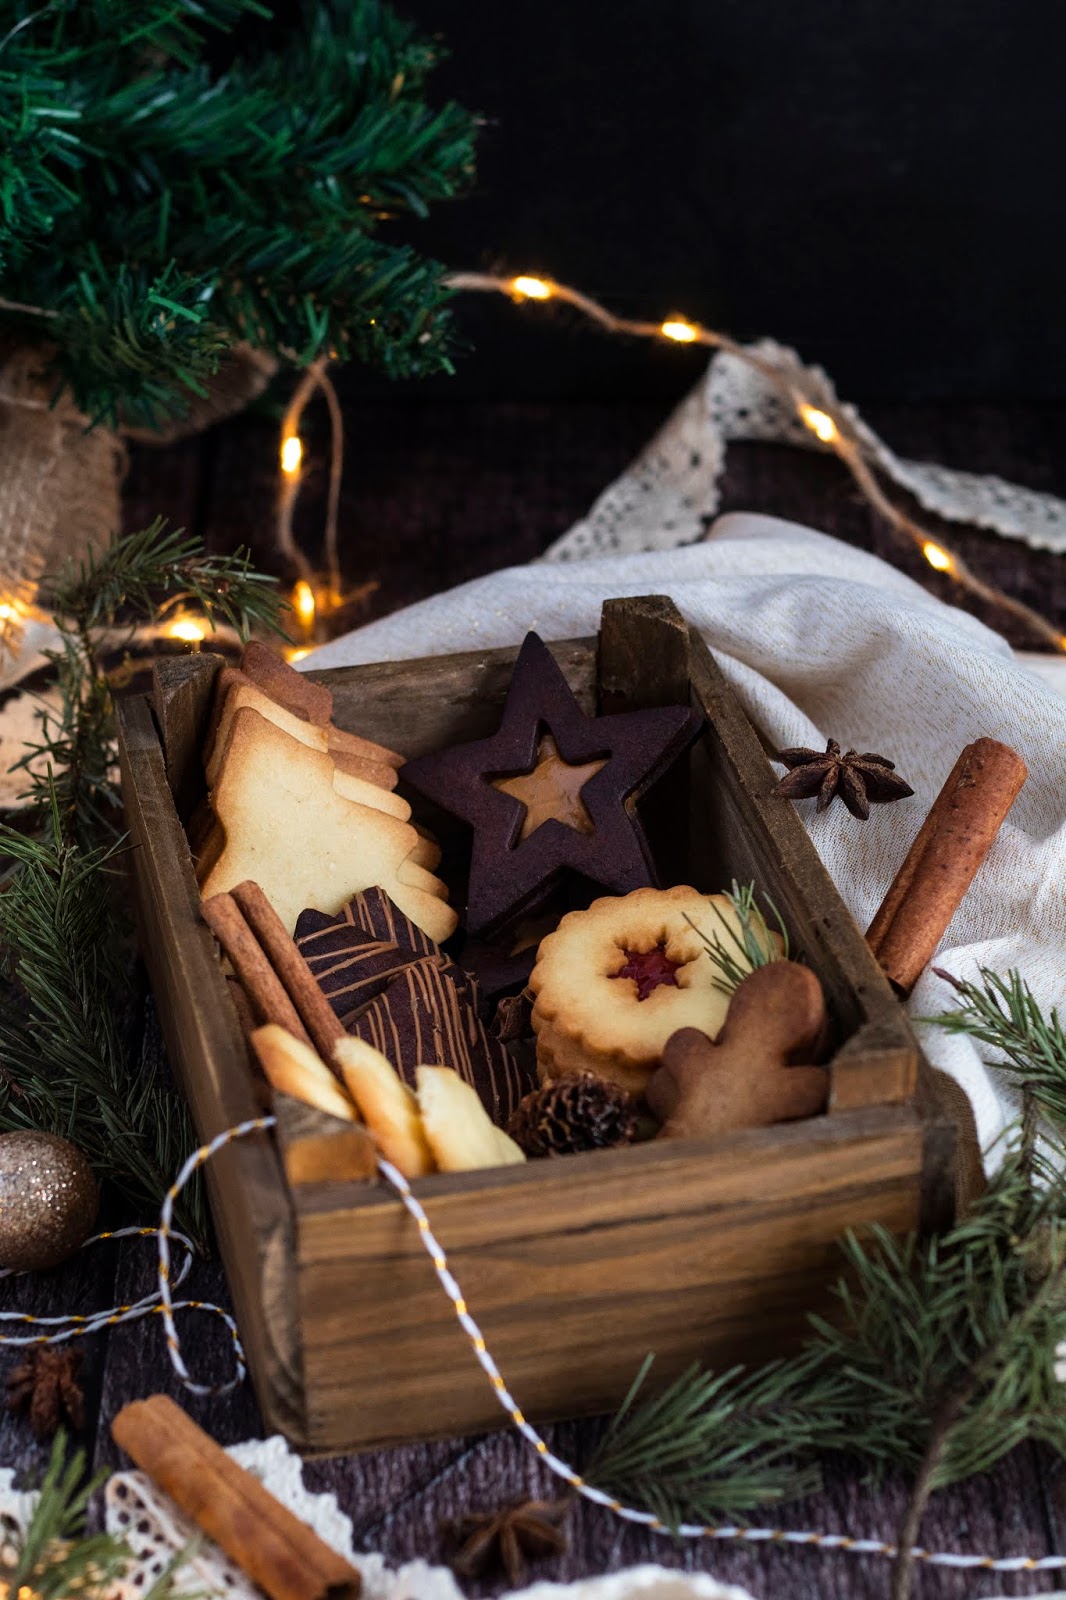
529 885 783 1093
401 631 702 935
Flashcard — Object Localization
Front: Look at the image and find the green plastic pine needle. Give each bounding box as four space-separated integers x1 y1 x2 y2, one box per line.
0 0 478 424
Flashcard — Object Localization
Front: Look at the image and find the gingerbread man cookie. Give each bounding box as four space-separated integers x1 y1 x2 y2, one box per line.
529 886 783 1093
646 961 830 1139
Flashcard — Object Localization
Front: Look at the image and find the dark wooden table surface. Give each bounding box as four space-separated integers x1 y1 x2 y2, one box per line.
3 396 1066 1598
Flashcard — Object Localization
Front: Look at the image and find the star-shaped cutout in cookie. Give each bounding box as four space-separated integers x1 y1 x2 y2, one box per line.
491 732 607 841
402 632 702 934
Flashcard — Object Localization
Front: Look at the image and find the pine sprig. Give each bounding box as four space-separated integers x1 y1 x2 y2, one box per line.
4 1432 184 1598
929 966 1066 1129
685 879 789 997
18 519 284 840
1 521 283 1236
587 1353 830 1522
48 517 284 639
0 797 206 1244
585 1138 1066 1538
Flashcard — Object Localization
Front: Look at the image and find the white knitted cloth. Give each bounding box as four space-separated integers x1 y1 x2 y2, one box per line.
311 513 1066 1162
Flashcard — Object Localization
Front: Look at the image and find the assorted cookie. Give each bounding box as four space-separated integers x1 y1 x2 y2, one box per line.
195 642 837 1185
646 963 830 1140
529 886 783 1093
199 708 453 939
401 631 702 934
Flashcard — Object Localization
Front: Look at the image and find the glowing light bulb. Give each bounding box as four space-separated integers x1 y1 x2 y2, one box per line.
799 405 839 444
922 541 954 573
293 580 316 626
286 645 312 663
511 275 553 300
281 434 303 475
660 318 699 343
0 602 19 623
168 616 207 643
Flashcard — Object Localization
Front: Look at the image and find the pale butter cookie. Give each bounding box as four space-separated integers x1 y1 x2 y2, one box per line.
529 886 783 1091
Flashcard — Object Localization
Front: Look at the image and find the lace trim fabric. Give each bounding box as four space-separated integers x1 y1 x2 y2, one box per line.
0 1444 754 1600
543 342 1066 561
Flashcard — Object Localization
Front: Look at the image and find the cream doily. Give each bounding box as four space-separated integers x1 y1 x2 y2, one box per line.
544 342 1066 561
0 1440 756 1600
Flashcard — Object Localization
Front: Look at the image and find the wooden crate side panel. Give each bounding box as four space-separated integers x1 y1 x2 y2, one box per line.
116 694 308 1443
322 640 597 757
297 1108 923 1453
152 652 224 825
685 635 919 1108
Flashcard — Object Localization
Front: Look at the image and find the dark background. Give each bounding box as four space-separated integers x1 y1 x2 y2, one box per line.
344 0 1066 404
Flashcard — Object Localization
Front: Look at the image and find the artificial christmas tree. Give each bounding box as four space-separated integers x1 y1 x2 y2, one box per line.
0 0 476 600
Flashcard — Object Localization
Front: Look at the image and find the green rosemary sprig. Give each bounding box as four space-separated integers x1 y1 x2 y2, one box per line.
685 879 789 997
928 965 1066 1130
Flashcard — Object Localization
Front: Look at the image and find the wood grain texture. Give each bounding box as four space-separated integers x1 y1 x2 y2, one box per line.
597 595 693 888
116 692 306 1443
117 601 955 1456
296 1106 923 1451
152 652 224 825
0 403 1060 1596
321 638 596 759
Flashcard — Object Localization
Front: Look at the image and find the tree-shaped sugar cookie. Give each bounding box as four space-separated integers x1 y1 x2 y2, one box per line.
199 707 456 943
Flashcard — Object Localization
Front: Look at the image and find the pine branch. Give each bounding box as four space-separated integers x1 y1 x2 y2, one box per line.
1 522 284 1236
0 802 207 1244
584 1135 1066 1533
16 519 284 837
929 966 1066 1130
684 879 789 997
0 0 477 420
48 262 231 429
48 517 285 639
6 1431 185 1599
585 1353 829 1523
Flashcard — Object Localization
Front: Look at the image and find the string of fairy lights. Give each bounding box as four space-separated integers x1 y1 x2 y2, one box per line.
0 270 1060 662
274 270 1066 657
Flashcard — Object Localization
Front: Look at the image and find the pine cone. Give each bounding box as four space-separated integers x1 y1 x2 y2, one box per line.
507 1073 637 1157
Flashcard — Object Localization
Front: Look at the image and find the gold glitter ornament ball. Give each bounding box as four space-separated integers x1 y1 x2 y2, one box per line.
0 1133 99 1272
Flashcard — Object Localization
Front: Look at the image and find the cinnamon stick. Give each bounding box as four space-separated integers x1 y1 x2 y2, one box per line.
225 976 257 1042
112 1395 361 1600
867 737 1027 995
230 879 345 1062
202 892 313 1047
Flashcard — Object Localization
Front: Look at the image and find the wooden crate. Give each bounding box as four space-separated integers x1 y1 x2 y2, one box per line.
116 595 954 1455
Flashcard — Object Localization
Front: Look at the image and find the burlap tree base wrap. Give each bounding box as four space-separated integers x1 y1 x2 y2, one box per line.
0 345 125 604
0 342 279 608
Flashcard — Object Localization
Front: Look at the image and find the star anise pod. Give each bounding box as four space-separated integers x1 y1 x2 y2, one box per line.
446 1496 570 1587
773 738 914 820
5 1347 85 1439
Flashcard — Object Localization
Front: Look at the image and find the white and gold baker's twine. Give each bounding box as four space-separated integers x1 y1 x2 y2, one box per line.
3 1114 1066 1578
0 1116 272 1396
